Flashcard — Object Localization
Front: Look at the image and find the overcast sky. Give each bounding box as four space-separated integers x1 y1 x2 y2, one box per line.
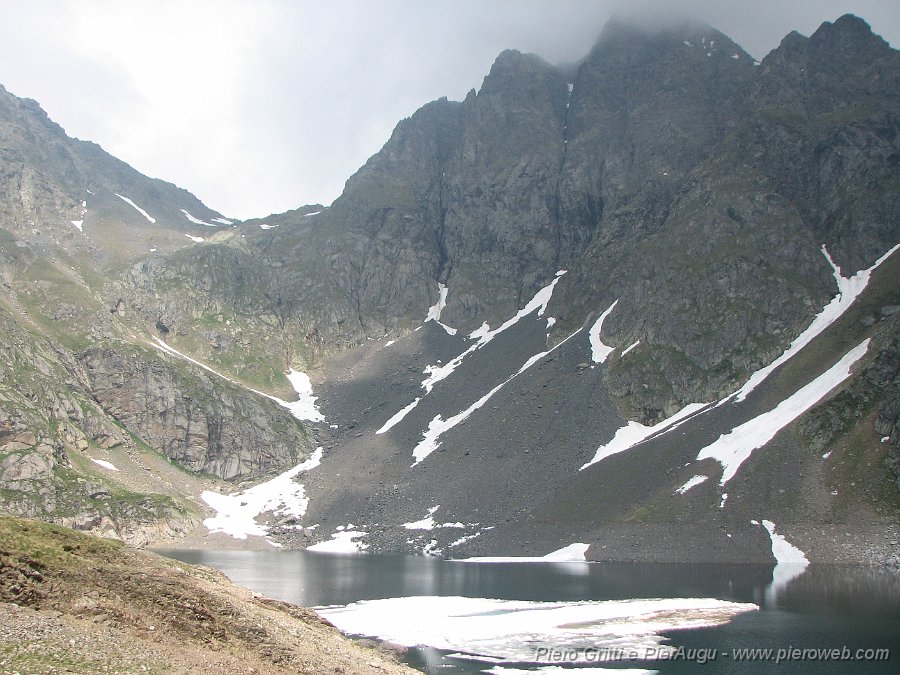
1 1 897 220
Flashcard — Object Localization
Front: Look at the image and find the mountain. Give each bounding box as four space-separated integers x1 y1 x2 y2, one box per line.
0 14 897 564
0 83 317 544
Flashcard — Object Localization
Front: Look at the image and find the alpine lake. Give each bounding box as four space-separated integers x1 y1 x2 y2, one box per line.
161 549 900 673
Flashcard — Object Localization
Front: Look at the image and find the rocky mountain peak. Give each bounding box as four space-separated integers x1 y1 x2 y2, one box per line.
813 13 890 54
587 15 750 66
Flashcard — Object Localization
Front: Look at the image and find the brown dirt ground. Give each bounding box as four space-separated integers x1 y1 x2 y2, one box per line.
0 515 416 674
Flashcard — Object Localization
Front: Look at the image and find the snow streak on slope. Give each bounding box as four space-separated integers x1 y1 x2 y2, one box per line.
588 300 618 363
180 209 218 227
697 340 869 486
675 475 708 495
412 328 581 466
425 283 457 335
726 243 898 404
202 447 323 543
114 193 156 223
149 338 324 422
421 271 566 394
317 595 756 666
376 397 421 434
621 340 641 357
579 403 709 471
579 242 897 474
184 233 204 243
90 458 119 471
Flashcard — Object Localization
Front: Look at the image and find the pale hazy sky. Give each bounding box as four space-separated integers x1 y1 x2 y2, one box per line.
1 0 897 220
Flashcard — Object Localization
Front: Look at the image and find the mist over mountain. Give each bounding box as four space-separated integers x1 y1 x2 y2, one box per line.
0 14 897 564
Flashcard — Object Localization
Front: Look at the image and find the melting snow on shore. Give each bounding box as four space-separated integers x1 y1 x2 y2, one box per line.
759 519 809 603
458 542 590 563
114 193 156 223
307 525 369 553
317 594 757 667
202 448 323 543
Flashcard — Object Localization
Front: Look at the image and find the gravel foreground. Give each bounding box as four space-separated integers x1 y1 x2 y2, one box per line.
0 515 415 674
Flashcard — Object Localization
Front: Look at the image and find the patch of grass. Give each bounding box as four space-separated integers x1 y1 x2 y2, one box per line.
0 515 124 574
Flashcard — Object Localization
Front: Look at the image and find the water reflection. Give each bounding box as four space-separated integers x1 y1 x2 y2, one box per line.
162 550 900 673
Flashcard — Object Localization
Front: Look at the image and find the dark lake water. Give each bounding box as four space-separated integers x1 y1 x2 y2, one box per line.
162 550 900 673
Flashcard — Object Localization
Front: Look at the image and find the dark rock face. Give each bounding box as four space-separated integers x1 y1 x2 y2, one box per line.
231 14 898 424
80 347 310 480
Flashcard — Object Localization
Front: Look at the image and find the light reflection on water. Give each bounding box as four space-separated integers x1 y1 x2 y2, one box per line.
162 550 900 673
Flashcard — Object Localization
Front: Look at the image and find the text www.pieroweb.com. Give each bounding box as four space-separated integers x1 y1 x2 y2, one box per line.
533 645 891 665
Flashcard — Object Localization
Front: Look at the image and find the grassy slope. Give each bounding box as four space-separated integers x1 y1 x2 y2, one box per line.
0 515 414 674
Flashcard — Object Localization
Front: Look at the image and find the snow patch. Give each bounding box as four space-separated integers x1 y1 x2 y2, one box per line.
201 448 323 542
621 340 641 357
580 403 709 471
317 595 756 666
675 475 708 495
697 340 869 486
403 505 441 530
259 223 277 230
184 234 204 243
307 527 368 553
180 209 218 227
425 282 457 335
70 220 84 232
588 300 618 363
114 193 156 223
402 505 466 530
280 370 325 422
90 458 119 471
377 397 421 435
212 217 233 225
458 543 589 563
